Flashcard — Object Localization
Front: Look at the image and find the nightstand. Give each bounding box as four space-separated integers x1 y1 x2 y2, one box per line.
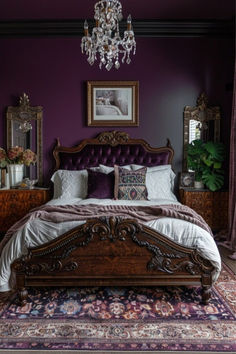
0 188 51 236
179 188 228 232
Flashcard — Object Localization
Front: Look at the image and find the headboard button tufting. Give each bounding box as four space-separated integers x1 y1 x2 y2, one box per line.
53 132 173 171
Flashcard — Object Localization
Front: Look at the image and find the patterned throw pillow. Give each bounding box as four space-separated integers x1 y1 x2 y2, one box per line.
114 165 148 200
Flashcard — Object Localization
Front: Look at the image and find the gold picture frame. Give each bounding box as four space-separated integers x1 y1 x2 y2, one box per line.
87 81 139 126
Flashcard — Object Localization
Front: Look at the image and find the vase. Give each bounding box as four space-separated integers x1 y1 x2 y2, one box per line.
194 180 204 189
8 164 24 187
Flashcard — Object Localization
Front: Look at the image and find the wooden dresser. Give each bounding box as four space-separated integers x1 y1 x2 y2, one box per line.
179 188 228 232
0 188 50 235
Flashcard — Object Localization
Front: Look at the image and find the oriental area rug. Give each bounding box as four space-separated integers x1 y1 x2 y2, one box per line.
0 264 235 352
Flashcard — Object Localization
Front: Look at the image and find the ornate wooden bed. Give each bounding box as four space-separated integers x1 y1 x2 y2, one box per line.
12 131 214 305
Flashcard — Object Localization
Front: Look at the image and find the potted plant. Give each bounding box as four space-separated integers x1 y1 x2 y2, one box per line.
187 140 205 189
187 139 225 191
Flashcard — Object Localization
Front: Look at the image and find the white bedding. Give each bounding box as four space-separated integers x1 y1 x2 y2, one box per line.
0 197 221 292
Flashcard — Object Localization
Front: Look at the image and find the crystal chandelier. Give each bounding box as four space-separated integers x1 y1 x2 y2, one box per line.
81 0 136 71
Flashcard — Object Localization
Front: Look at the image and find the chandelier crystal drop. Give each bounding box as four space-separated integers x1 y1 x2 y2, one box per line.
81 0 136 71
18 121 32 133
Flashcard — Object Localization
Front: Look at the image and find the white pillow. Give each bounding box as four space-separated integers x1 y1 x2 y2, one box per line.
51 167 100 199
130 164 177 201
99 164 132 174
146 169 177 201
131 164 172 172
51 171 62 199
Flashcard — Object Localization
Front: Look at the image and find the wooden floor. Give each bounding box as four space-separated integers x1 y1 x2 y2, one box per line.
218 245 236 274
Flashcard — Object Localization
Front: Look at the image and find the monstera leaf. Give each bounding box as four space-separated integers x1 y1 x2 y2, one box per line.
187 139 205 156
201 155 222 168
187 140 206 180
204 141 225 162
187 139 225 190
202 170 224 191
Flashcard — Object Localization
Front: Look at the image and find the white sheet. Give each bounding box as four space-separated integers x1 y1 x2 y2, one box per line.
0 197 221 291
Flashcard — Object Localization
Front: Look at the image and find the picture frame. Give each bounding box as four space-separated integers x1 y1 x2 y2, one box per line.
180 172 195 188
87 81 139 126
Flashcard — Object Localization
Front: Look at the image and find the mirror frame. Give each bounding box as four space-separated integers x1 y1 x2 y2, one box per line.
6 93 43 185
183 92 221 170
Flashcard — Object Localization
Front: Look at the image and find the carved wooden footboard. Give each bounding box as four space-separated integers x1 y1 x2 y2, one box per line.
11 131 215 305
12 216 214 305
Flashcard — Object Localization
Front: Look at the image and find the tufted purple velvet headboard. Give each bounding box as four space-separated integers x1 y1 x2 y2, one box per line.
53 131 174 171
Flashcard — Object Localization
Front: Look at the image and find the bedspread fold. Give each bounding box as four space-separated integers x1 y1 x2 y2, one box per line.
0 203 212 256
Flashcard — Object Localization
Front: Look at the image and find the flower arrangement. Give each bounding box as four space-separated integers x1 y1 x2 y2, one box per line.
0 146 37 167
22 149 37 166
0 148 7 168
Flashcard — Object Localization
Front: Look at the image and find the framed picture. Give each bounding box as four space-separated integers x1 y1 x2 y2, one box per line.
180 172 195 188
87 81 139 126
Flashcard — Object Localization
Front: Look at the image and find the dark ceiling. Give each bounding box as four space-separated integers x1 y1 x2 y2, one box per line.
0 0 234 20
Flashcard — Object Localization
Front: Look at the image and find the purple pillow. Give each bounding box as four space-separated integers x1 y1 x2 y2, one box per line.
87 169 114 199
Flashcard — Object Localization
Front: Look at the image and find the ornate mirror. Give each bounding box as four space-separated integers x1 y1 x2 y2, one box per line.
6 93 43 185
183 92 221 170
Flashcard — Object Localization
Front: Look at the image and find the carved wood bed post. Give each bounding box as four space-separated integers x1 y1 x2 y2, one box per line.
201 274 213 304
14 268 29 305
18 287 28 306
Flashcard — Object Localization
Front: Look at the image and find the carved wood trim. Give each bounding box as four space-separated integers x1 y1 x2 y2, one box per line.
97 131 129 146
12 217 214 279
6 93 43 185
183 92 221 171
179 189 228 231
53 130 174 171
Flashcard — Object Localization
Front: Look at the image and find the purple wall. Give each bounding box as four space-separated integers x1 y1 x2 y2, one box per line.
0 35 234 185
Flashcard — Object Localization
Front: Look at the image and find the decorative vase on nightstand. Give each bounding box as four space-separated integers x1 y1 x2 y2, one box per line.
194 180 204 189
8 164 24 187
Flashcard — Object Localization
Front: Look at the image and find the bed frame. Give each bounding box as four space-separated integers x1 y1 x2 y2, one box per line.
12 131 214 305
